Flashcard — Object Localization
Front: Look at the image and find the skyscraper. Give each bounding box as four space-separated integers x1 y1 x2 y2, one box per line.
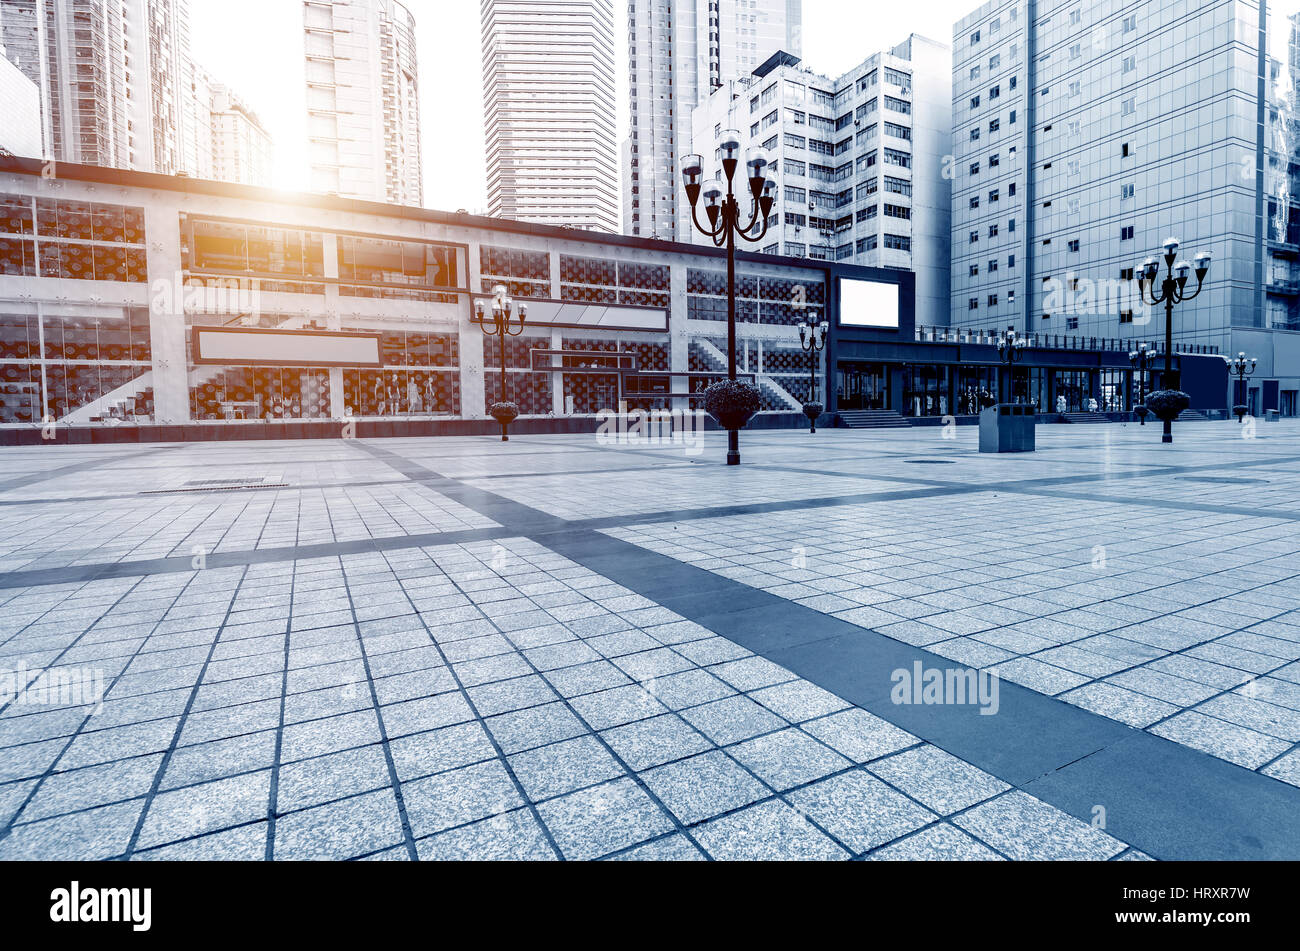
0 0 197 173
303 0 423 205
210 84 273 187
481 0 618 232
690 38 952 327
624 0 802 240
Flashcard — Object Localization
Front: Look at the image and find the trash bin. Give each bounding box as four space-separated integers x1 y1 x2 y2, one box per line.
979 403 1036 453
1266 409 1279 423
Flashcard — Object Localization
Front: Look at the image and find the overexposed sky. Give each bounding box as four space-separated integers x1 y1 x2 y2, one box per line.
189 0 977 211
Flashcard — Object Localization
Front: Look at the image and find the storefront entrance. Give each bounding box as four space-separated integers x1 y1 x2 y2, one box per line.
836 362 889 410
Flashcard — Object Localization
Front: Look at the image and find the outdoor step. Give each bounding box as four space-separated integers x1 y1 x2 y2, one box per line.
1061 413 1111 423
837 410 913 429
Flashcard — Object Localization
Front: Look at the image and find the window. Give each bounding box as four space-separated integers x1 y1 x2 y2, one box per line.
1066 316 1079 330
1120 225 1134 240
1119 267 1135 281
970 231 979 244
988 153 1000 168
971 30 980 44
884 122 910 140
969 298 979 310
990 84 1000 100
762 110 779 128
1121 142 1132 157
970 264 980 276
1122 55 1135 73
1123 14 1136 32
990 55 1000 70
989 118 1000 132
1008 254 1015 267
988 259 998 272
1009 109 1016 124
988 294 998 306
785 186 807 203
969 162 980 175
1010 76 1017 90
970 66 981 80
971 128 981 141
785 134 806 149
1119 310 1134 324
1122 97 1135 116
989 223 999 237
884 234 911 251
884 176 911 196
785 212 807 227
989 188 999 202
1008 218 1016 232
1121 183 1135 199
1008 183 1016 197
1068 239 1079 252
883 148 911 168
785 109 806 125
884 204 910 219
1007 289 1015 302
884 96 911 115
971 95 981 109
970 196 980 209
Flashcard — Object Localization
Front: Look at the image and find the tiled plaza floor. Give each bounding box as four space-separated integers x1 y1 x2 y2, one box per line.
1 419 1299 860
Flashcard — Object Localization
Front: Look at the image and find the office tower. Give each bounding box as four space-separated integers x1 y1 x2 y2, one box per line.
209 84 273 187
303 0 423 205
0 0 201 173
691 38 952 327
481 0 618 232
951 0 1298 416
625 0 802 240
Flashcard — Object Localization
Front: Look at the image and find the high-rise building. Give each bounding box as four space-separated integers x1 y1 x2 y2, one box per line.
481 0 618 232
210 84 273 187
951 0 1300 413
0 0 206 175
690 39 952 327
625 0 802 241
303 0 423 205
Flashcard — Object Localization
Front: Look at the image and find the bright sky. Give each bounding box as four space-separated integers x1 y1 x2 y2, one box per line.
188 0 981 211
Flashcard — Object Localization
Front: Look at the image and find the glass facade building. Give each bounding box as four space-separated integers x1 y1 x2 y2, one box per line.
951 0 1300 414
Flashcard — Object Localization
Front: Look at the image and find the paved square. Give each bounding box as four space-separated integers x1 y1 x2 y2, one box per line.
1 420 1299 860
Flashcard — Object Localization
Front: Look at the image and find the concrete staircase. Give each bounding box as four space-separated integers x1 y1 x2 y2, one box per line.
837 409 913 429
1177 408 1209 421
691 339 803 412
1061 412 1109 424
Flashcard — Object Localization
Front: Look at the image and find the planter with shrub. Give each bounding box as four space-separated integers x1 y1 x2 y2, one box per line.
703 379 762 431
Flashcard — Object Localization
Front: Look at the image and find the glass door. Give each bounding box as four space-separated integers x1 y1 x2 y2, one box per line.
836 363 888 410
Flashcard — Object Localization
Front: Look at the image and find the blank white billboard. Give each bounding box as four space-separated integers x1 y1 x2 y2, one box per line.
839 278 900 328
193 328 382 367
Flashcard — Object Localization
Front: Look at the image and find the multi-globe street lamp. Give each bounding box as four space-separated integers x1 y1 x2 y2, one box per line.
1227 351 1257 423
796 309 829 433
682 134 776 466
1128 342 1153 425
474 284 527 441
1137 237 1211 443
996 328 1027 404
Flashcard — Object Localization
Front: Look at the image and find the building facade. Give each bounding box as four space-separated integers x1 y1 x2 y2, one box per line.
690 39 953 328
0 0 201 174
0 156 1231 438
303 0 423 206
481 0 618 232
951 0 1300 416
624 0 801 241
210 84 273 188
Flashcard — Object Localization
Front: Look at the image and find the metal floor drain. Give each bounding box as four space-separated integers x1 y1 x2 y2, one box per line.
183 478 266 487
142 482 290 495
1177 476 1268 485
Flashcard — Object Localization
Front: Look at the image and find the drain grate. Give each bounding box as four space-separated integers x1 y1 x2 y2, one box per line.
183 478 266 487
903 459 957 465
1177 476 1267 485
142 482 290 495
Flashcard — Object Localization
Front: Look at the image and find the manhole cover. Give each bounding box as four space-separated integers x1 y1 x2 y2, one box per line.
903 459 957 465
1177 476 1267 485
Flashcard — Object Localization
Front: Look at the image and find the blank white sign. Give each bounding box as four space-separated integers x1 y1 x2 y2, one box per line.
194 329 381 366
839 278 900 328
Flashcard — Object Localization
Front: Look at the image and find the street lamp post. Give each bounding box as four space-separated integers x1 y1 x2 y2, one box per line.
474 284 527 441
796 310 829 433
1128 342 1153 425
996 328 1027 404
1137 237 1211 443
681 138 775 466
1227 351 1257 422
